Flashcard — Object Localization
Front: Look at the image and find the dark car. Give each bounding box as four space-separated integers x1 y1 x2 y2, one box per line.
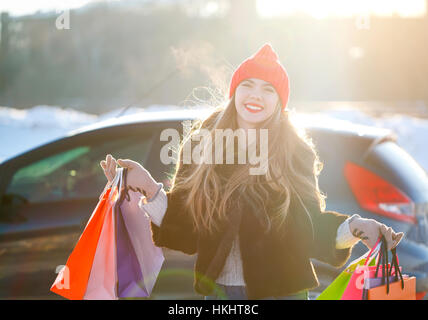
1 108 428 299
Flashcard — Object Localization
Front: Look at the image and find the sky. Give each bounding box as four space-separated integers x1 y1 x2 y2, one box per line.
257 0 427 18
0 0 111 16
0 0 426 18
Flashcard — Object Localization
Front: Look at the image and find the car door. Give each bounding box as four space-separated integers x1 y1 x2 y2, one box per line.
0 123 162 298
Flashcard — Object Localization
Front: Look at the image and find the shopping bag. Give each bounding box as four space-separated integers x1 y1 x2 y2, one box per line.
361 242 403 294
365 277 416 300
340 236 385 300
115 181 146 297
51 167 164 300
50 181 119 300
362 274 405 291
315 268 356 300
344 264 396 300
316 239 380 300
363 236 416 300
83 190 118 300
115 167 165 298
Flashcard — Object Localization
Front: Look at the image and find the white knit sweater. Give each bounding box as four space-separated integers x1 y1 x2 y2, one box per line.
139 184 360 286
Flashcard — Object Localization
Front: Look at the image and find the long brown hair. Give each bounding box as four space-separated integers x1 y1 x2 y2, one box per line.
168 97 326 236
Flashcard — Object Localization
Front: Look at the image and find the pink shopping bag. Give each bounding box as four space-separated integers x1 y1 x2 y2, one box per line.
115 168 164 297
341 236 383 300
83 190 118 300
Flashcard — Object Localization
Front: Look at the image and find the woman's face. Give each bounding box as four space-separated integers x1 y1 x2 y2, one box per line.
234 78 280 129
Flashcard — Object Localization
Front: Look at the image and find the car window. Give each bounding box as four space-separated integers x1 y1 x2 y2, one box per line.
366 141 428 194
6 133 156 203
367 141 426 177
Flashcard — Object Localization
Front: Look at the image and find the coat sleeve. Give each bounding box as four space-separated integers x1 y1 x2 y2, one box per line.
307 201 353 267
291 151 354 267
148 159 198 255
149 188 198 255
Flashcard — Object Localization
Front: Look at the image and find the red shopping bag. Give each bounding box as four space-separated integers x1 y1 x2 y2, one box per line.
341 236 383 300
50 184 119 300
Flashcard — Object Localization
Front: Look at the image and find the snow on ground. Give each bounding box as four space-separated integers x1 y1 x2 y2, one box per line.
1 104 427 173
0 104 181 163
1 105 97 163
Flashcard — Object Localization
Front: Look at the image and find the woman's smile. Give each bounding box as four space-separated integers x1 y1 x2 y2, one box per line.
244 103 264 113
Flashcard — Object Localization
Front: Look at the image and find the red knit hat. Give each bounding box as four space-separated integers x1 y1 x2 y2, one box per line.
229 43 290 110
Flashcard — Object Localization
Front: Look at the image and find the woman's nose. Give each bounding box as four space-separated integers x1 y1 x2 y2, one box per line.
248 89 263 100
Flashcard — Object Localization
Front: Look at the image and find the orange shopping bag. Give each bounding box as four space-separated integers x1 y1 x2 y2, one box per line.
366 277 416 300
50 182 119 300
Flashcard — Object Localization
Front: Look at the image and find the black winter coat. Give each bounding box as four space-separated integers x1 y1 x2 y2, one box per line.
150 178 352 299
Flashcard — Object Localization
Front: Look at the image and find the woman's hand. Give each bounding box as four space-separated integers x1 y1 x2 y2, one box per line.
100 154 160 199
349 216 404 251
100 154 117 183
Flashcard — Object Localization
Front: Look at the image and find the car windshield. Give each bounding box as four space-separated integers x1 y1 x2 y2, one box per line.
5 134 155 203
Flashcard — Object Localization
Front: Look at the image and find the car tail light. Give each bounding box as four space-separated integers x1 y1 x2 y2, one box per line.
344 161 416 224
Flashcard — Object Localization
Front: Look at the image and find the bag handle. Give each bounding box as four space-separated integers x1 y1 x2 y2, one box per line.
374 235 405 294
364 235 383 266
374 235 389 290
108 168 122 201
389 247 405 290
116 167 130 206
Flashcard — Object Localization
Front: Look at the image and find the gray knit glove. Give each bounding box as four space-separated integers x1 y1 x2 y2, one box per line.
348 214 404 251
